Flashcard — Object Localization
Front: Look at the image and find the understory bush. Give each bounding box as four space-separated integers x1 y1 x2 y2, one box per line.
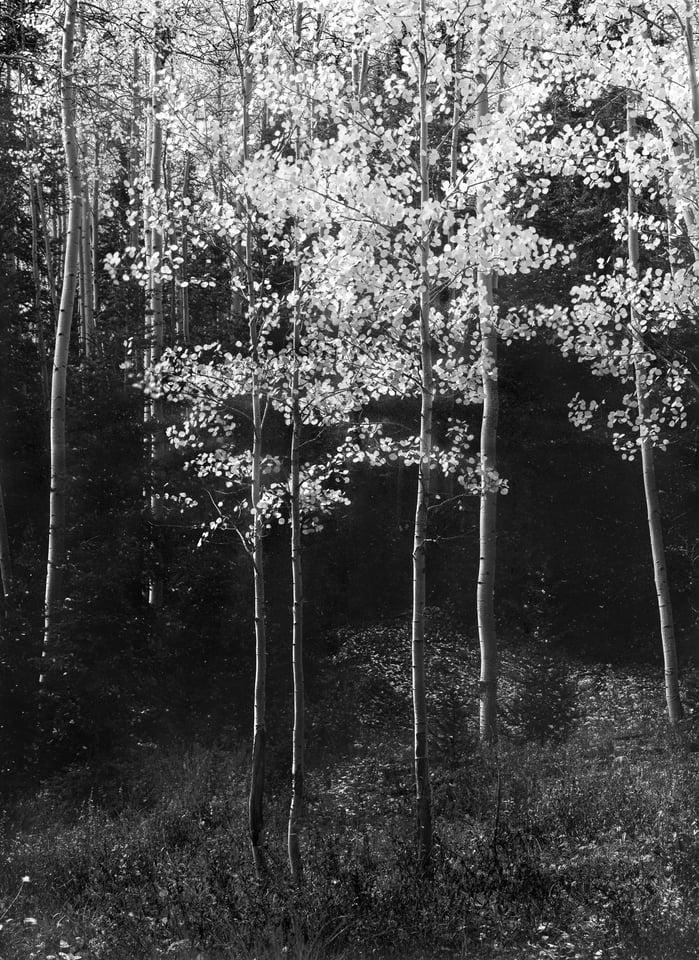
1 625 699 960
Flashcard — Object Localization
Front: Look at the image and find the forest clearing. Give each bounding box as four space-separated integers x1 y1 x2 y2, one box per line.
2 0 699 956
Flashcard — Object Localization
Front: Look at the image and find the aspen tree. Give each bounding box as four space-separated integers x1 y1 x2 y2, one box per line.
80 171 95 357
145 21 166 609
671 0 699 256
288 0 306 884
178 154 191 344
288 264 305 883
627 95 683 723
91 138 100 326
128 47 142 251
412 0 434 869
43 0 82 674
36 182 59 327
556 5 688 723
475 4 498 744
29 178 50 406
75 3 94 358
243 0 269 880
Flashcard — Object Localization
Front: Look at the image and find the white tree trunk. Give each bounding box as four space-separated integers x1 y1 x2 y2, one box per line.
287 0 306 884
627 98 683 725
287 341 305 883
29 178 50 406
43 0 82 677
80 172 95 357
411 0 433 870
35 182 59 328
178 155 191 344
145 34 165 609
475 2 499 744
243 0 269 880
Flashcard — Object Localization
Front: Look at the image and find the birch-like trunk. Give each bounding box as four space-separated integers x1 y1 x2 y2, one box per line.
287 327 305 883
29 178 50 406
680 2 699 261
178 154 191 344
80 172 95 357
145 35 165 609
684 1 699 167
129 47 142 251
36 182 59 328
627 99 683 724
43 0 82 676
475 6 499 745
92 141 100 324
412 0 433 870
287 0 306 884
248 352 267 876
352 48 368 101
78 208 86 351
243 0 268 880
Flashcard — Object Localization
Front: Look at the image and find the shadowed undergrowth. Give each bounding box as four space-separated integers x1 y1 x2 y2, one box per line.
2 617 699 960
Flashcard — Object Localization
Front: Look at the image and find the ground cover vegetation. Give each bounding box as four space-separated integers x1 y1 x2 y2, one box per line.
2 0 699 956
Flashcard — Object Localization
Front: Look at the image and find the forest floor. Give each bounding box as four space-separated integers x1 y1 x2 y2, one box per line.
1 610 699 960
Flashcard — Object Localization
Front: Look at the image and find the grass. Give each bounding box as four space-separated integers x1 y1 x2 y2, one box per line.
1 614 699 959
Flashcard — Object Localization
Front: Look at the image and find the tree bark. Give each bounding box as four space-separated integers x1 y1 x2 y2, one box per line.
248 359 267 877
627 98 683 724
287 0 305 884
145 32 165 609
475 3 499 745
129 47 142 251
80 172 95 357
35 181 59 328
29 178 50 406
43 0 82 678
178 154 191 344
92 140 100 326
243 0 268 880
287 327 305 883
412 0 433 871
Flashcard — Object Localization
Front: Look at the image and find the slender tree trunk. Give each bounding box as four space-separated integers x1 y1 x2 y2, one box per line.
178 154 191 344
655 4 699 256
663 167 676 276
43 0 82 678
146 34 165 609
92 141 100 325
129 47 142 251
29 178 50 406
682 3 699 260
287 0 306 884
352 47 368 101
36 182 59 328
684 1 699 167
288 321 305 883
80 173 95 357
52 181 62 276
243 0 268 879
78 213 86 352
475 5 499 745
627 98 683 724
412 0 433 871
248 357 267 877
442 35 463 503
164 156 178 341
0 475 12 601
